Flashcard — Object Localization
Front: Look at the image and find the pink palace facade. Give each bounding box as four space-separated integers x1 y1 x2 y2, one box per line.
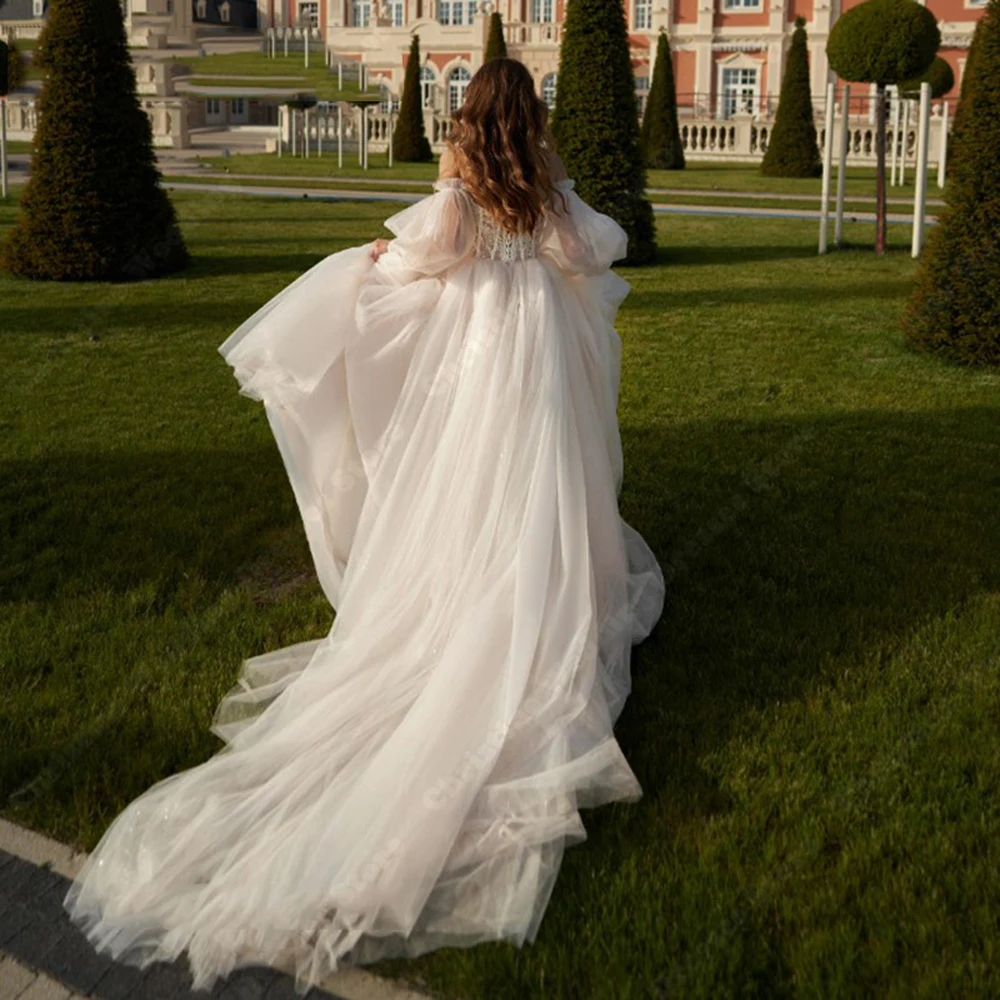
256 0 985 120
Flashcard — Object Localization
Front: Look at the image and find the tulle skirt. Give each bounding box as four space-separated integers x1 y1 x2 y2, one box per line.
64 234 665 992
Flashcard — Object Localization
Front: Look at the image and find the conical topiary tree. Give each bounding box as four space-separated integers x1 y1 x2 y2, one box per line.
761 16 821 177
551 0 656 264
392 34 433 162
3 39 26 91
945 28 981 175
1 0 188 281
485 12 507 62
900 0 1000 365
826 0 940 254
640 29 685 170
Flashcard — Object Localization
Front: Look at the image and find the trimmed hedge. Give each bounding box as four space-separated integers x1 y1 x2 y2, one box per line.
899 55 955 98
761 16 821 178
4 39 26 91
1 0 188 281
392 34 433 162
640 30 685 171
485 12 508 62
551 0 656 265
901 0 1000 365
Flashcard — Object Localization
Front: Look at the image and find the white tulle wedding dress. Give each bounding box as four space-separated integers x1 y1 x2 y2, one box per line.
64 177 666 992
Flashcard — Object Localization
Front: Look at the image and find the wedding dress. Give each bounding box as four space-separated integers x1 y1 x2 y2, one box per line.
63 177 666 992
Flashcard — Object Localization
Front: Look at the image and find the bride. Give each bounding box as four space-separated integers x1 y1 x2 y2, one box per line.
64 57 665 993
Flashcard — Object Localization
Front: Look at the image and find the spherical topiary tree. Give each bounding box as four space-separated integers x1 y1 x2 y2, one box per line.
827 0 940 254
761 16 821 177
640 29 685 170
900 0 1000 365
392 34 433 162
898 55 955 98
1 0 188 281
485 12 507 62
551 0 656 264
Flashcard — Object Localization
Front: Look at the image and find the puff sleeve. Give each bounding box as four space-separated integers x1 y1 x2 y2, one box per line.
538 179 629 276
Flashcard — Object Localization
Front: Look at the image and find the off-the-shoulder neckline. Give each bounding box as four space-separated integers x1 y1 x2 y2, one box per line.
433 177 576 192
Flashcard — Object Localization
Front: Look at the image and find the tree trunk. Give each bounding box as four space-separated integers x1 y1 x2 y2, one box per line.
875 81 887 256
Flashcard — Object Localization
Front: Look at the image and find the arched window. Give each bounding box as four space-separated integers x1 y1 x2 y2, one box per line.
541 72 557 109
448 66 471 112
420 66 436 109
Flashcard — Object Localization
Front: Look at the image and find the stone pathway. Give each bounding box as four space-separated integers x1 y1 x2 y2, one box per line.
0 823 432 1000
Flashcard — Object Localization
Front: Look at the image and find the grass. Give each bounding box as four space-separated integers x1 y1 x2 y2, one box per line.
170 50 379 103
2 191 1000 998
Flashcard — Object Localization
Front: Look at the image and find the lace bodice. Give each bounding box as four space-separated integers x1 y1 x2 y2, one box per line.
432 177 575 264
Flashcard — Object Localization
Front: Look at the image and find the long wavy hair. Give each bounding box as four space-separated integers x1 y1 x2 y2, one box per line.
448 58 567 234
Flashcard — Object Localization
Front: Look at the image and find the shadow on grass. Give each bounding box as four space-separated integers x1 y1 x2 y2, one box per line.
3 407 999 838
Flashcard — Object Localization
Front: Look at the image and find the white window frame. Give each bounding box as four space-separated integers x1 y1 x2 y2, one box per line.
420 65 436 109
298 1 319 25
219 0 231 22
541 72 557 109
386 0 404 24
635 0 651 29
722 0 762 10
352 0 371 24
438 0 476 24
531 0 554 22
230 97 246 116
32 0 45 15
635 74 649 115
195 0 207 18
206 97 222 116
448 66 471 112
717 61 759 119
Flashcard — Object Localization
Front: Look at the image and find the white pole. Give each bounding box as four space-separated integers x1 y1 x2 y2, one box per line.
357 106 363 166
318 111 323 157
277 104 282 157
889 94 900 186
912 81 931 259
305 29 310 69
388 110 394 167
1 98 8 201
291 108 297 156
363 105 369 169
937 99 948 189
304 107 310 158
899 98 910 187
338 103 343 168
284 28 289 57
818 81 836 255
338 61 343 91
835 84 851 248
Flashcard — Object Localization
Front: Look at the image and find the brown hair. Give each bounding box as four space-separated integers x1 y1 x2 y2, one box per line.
447 58 567 234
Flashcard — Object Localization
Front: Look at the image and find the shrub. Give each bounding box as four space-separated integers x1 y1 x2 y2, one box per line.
1 0 188 281
485 12 507 62
761 17 821 177
551 0 656 265
898 55 955 98
392 34 433 162
640 30 685 171
827 0 940 253
901 0 1000 365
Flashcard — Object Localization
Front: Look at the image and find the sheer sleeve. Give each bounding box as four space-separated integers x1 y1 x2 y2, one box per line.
378 179 478 279
538 179 629 276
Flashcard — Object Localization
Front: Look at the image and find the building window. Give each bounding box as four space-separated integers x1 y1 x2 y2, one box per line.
196 0 207 18
635 74 649 115
635 0 651 29
231 97 246 115
541 72 557 109
299 1 319 25
723 0 762 8
721 66 758 117
32 0 44 15
219 0 231 22
352 0 371 24
448 66 471 111
385 0 404 23
531 0 553 21
421 65 436 108
166 0 173 12
206 98 222 115
438 0 476 24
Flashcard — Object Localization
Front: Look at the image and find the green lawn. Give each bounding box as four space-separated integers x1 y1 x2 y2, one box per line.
2 191 999 999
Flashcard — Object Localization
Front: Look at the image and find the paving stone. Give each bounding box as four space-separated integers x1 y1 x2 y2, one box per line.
89 959 149 1000
15 972 74 1000
0 902 36 948
0 954 38 997
40 924 116 995
4 911 74 970
132 959 203 999
212 968 278 1000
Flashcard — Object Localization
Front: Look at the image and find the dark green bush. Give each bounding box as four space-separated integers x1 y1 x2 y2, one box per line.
827 0 940 85
391 34 433 162
901 0 1000 365
899 55 955 98
640 30 685 171
1 0 188 281
551 0 656 265
761 17 821 178
4 39 26 91
485 12 507 62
